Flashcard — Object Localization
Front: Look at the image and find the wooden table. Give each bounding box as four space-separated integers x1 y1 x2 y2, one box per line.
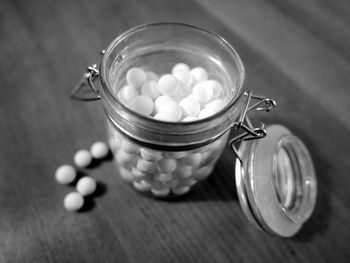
1 0 349 262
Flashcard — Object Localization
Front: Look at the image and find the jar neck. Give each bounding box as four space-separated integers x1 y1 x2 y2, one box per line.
102 87 246 149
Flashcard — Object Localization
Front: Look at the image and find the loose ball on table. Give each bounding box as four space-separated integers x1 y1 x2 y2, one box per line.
74 150 92 168
90 141 109 159
64 192 84 211
76 176 97 196
55 164 76 185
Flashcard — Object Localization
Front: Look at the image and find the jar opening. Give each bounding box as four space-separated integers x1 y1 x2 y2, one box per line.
99 22 247 147
274 147 295 209
101 22 245 125
273 135 317 224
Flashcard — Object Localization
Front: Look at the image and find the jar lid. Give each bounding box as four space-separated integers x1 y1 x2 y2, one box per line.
235 124 317 237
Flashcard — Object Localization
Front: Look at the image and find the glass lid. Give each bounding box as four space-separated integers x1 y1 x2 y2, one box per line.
235 125 317 237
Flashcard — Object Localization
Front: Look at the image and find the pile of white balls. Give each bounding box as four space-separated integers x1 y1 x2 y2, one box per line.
55 141 109 212
107 123 228 197
117 63 227 122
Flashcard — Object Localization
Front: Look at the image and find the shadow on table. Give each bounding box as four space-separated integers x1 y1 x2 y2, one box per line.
289 127 331 242
69 153 112 212
87 151 114 169
151 145 239 203
79 181 108 212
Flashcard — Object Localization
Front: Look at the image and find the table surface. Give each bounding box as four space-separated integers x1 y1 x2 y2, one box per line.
1 0 350 262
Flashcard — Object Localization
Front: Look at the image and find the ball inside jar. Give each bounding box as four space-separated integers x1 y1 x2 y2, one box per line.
111 63 229 197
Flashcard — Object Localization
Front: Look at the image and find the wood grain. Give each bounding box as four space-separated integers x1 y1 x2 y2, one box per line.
0 0 349 262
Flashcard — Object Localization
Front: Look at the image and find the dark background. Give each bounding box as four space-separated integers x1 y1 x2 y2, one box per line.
1 0 349 262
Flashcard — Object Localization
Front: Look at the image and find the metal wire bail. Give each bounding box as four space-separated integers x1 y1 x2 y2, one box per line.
71 50 106 101
229 91 276 164
70 64 101 101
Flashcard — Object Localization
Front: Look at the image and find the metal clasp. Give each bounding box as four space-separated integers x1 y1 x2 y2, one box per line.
70 64 101 101
71 50 106 101
229 91 276 164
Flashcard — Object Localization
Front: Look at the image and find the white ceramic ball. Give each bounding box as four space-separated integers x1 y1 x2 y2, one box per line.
158 74 179 96
126 67 147 88
76 177 97 196
190 67 208 83
64 192 84 211
74 150 92 168
90 141 109 159
55 165 76 185
129 95 154 116
118 86 139 105
179 96 200 117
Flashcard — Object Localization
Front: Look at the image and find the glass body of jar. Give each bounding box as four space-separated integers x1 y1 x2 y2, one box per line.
99 23 246 198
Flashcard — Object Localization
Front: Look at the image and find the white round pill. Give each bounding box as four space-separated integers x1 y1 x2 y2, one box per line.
74 150 92 168
126 67 147 88
204 98 226 113
55 165 76 185
133 180 152 192
158 74 179 96
153 172 173 182
141 80 161 100
179 96 200 117
197 108 216 119
121 140 139 154
193 165 212 180
116 150 135 166
129 95 154 116
131 167 148 179
192 81 214 102
148 179 163 190
76 176 97 196
90 141 109 159
136 159 156 174
182 116 197 122
119 167 134 182
157 100 182 120
172 186 191 195
140 148 163 161
171 63 190 74
174 164 192 178
173 70 192 87
151 187 170 197
169 88 186 103
164 151 187 159
146 71 159 81
182 153 202 169
165 178 180 188
64 192 84 211
172 64 192 87
154 111 178 122
154 96 174 112
178 177 197 187
118 86 139 105
157 158 177 173
108 138 121 153
209 80 223 99
190 67 208 83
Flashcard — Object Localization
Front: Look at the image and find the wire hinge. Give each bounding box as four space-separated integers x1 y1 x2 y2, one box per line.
229 91 276 164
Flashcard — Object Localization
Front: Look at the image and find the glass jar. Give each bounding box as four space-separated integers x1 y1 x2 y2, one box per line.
99 23 246 198
72 22 317 237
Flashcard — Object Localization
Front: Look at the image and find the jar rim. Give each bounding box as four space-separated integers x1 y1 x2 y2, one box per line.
100 22 246 129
